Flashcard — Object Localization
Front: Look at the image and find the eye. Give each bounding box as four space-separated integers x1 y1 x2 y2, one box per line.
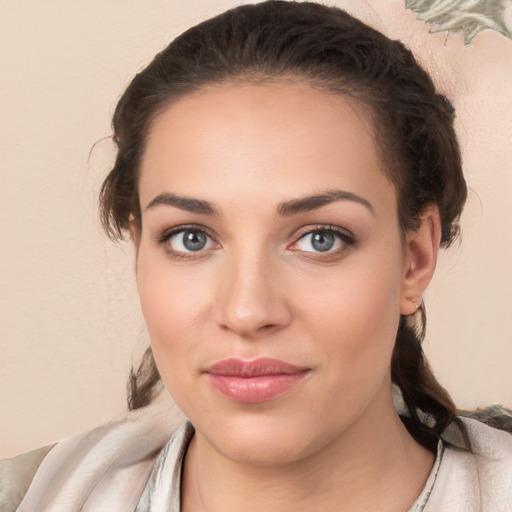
291 227 355 256
297 230 340 252
159 227 217 255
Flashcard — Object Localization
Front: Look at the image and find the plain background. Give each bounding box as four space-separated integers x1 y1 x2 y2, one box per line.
1 0 511 457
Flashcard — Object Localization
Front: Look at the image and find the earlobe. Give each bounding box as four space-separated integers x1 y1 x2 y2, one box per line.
400 207 442 315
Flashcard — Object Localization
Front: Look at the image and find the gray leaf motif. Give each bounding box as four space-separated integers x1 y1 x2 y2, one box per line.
405 0 512 45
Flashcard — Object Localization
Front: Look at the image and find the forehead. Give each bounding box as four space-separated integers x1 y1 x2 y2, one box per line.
139 82 395 213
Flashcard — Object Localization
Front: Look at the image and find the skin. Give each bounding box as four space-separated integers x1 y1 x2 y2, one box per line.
134 82 440 512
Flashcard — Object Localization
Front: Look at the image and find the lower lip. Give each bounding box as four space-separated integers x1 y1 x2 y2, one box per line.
206 372 308 403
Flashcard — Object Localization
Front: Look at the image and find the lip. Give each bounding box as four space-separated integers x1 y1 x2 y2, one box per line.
204 358 310 403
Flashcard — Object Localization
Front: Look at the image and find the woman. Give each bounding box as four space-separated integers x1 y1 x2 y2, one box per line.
2 1 511 510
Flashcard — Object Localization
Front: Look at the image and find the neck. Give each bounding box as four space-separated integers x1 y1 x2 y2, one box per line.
181 388 434 512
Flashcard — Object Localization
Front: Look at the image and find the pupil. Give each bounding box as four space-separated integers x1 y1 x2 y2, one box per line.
312 231 334 252
183 231 207 251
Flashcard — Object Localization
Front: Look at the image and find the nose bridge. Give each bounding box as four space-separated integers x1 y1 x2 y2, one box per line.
215 240 289 337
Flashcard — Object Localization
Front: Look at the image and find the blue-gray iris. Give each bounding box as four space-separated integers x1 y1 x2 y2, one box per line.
312 231 335 252
184 231 207 251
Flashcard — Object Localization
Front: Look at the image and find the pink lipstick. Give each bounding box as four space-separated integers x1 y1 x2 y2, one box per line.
204 358 309 403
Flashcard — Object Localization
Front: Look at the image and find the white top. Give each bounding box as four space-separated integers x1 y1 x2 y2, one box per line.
134 421 444 512
1 400 511 511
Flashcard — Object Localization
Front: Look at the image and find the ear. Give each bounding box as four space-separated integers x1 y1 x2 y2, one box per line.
400 206 442 315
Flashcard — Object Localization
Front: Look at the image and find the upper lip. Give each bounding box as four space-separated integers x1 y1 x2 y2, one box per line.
204 358 309 377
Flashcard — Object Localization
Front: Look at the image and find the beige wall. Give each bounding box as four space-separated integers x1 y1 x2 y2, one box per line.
1 0 511 458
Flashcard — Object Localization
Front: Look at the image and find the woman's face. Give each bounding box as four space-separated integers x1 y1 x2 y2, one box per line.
135 82 414 465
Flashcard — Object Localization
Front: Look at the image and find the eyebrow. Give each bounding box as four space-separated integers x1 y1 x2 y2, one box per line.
144 188 374 217
277 189 374 216
145 192 218 215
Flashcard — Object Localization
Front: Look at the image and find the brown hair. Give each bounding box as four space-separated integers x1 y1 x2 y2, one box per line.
100 1 467 450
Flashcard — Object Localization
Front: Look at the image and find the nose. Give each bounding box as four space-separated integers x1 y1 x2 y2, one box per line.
214 249 292 339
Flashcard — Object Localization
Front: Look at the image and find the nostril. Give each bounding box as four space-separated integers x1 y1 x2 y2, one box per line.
219 321 278 337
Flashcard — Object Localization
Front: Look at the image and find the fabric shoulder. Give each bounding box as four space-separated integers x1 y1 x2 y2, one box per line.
0 444 55 512
457 405 512 434
6 398 184 512
426 412 512 511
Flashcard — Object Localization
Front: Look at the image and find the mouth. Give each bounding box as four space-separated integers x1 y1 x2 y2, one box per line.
204 358 310 403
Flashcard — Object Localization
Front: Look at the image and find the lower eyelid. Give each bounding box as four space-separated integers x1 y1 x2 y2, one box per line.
297 250 346 262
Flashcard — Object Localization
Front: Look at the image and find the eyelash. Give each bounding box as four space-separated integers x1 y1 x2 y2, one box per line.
154 224 355 261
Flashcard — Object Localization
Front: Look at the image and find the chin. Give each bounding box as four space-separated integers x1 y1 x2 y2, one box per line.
196 410 324 467
214 431 310 467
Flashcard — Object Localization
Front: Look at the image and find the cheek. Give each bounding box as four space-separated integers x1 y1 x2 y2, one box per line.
294 250 403 388
298 248 403 335
135 251 212 390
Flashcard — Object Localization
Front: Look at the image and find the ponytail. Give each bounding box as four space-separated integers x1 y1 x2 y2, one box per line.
127 347 162 411
391 306 469 451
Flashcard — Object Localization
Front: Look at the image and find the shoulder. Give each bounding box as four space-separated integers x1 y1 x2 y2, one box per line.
425 410 512 511
0 398 184 512
0 444 55 512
